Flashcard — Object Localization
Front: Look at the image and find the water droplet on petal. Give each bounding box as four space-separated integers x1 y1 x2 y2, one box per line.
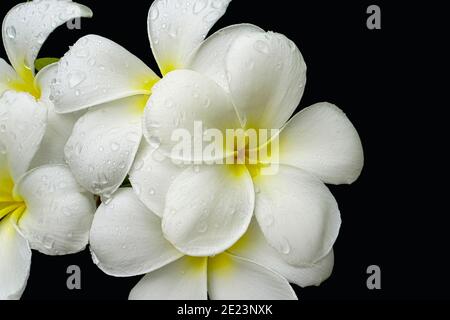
280 238 291 255
254 40 270 54
6 26 16 39
150 7 159 20
193 0 208 14
110 142 120 152
68 71 86 88
197 222 208 233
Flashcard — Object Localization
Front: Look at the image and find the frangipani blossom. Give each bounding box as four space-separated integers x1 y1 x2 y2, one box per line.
0 0 95 300
50 0 266 198
0 91 95 300
136 29 364 265
1 0 93 167
90 188 335 300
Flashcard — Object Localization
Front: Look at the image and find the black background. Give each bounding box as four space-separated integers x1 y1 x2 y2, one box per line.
0 0 445 302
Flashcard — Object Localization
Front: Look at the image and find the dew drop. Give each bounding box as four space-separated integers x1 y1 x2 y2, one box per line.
150 7 159 20
110 142 120 152
6 26 16 39
254 40 270 54
280 238 291 255
197 222 208 233
133 160 144 171
193 0 208 14
68 71 86 88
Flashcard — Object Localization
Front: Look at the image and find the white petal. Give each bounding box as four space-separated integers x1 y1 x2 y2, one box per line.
188 24 264 90
229 220 334 287
129 256 207 300
226 31 306 130
129 141 185 217
279 103 364 185
2 0 92 79
148 0 231 75
163 165 254 257
253 165 341 266
34 63 58 103
65 96 143 197
0 212 31 300
31 64 84 167
144 70 240 163
90 188 182 277
208 253 297 300
0 58 19 96
16 165 95 255
52 35 159 113
0 91 47 182
189 24 264 91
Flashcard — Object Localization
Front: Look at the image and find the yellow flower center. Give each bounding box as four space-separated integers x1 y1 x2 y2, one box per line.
8 65 42 99
227 129 279 179
0 168 26 224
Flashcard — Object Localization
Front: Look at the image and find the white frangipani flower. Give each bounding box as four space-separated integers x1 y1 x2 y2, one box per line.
50 0 266 198
0 91 95 300
0 0 95 300
0 0 93 167
90 188 335 300
135 31 364 263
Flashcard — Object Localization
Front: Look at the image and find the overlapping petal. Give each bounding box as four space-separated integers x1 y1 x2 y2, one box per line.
148 0 231 75
2 0 92 80
0 91 47 182
162 165 254 257
0 58 20 96
31 64 83 167
279 102 364 185
16 165 95 255
253 165 341 266
129 141 185 217
208 253 297 300
229 220 334 287
129 256 207 300
188 24 264 91
226 31 307 130
64 96 143 197
52 35 159 113
0 211 31 300
90 188 182 277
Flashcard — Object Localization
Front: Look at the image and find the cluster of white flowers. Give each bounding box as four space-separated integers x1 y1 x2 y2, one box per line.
0 0 364 300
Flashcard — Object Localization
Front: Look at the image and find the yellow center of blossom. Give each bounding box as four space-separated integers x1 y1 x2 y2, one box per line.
8 66 41 99
0 167 26 226
226 128 278 179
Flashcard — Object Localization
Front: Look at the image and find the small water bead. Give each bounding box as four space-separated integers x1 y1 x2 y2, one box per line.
110 142 120 152
197 222 208 233
6 26 16 39
150 7 159 21
279 238 291 255
68 71 86 88
193 0 208 14
254 40 270 54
